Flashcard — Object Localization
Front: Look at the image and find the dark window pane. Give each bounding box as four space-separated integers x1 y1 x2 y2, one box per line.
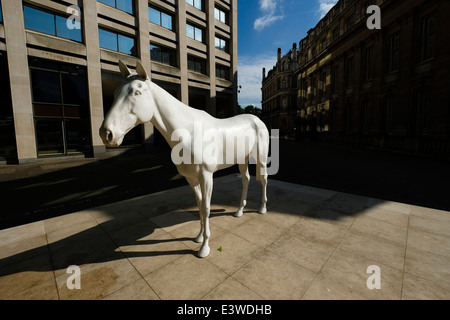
116 0 133 15
30 69 62 103
99 28 118 51
65 119 90 153
55 15 82 42
0 4 3 23
118 34 136 55
61 74 88 106
34 104 63 117
29 58 59 71
149 7 161 25
24 6 56 36
36 119 65 155
63 105 81 118
150 45 162 62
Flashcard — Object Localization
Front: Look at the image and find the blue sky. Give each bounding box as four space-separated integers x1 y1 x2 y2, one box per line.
237 0 338 108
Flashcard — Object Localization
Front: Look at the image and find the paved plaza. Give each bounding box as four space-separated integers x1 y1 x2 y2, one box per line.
1 174 450 300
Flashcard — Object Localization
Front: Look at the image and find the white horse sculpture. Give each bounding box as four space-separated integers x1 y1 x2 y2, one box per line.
99 61 270 258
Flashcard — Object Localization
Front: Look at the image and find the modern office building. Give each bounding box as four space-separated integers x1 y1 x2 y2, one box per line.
0 0 238 164
295 0 450 155
261 44 299 139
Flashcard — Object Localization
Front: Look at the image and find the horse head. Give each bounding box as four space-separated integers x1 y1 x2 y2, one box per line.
99 60 153 147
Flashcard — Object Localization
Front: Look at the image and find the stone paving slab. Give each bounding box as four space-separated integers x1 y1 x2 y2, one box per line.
1 174 450 300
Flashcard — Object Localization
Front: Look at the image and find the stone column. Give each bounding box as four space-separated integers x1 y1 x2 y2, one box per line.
231 0 238 115
207 0 216 116
2 0 37 163
83 0 105 156
176 0 189 104
136 0 154 150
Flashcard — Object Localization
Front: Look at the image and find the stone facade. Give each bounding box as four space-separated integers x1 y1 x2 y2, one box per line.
0 0 238 164
261 44 299 139
265 0 450 156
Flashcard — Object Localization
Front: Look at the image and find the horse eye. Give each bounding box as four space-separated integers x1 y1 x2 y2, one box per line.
134 90 142 96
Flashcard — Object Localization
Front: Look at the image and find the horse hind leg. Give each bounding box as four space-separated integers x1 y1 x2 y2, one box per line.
259 167 268 215
235 162 250 218
257 135 269 215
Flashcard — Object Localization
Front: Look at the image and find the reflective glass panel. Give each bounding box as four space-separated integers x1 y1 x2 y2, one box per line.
55 15 82 42
99 28 118 51
24 6 56 36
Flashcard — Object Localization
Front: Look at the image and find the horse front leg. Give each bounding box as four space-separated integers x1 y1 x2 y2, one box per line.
187 178 204 243
198 171 213 258
235 162 250 217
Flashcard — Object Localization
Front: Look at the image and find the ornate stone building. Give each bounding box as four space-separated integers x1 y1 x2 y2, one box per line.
0 0 238 164
296 0 450 155
261 44 299 139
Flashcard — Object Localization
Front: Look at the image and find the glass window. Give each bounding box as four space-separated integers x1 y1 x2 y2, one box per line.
65 119 90 153
150 45 176 67
35 119 65 155
216 65 229 80
188 55 206 74
116 0 133 14
30 58 90 156
98 0 134 15
388 33 400 73
24 6 56 36
30 69 62 104
23 5 82 42
149 7 161 25
186 24 195 39
98 28 118 51
187 23 203 42
61 74 88 106
186 0 202 11
215 37 228 52
364 46 374 81
214 7 227 24
161 12 173 30
420 13 435 62
55 15 82 42
99 28 136 56
118 34 136 55
0 3 3 23
149 6 173 30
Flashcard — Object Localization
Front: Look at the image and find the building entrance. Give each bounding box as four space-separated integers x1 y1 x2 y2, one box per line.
29 58 91 157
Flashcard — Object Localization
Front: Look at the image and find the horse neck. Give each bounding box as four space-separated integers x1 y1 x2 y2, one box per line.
148 82 190 148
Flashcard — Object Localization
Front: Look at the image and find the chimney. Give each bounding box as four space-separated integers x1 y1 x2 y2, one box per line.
277 48 282 63
262 67 266 80
292 43 297 60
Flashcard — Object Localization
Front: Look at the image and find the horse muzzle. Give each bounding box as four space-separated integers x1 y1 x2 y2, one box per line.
99 126 123 147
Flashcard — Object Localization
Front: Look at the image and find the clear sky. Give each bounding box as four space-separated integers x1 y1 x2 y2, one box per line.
237 0 338 108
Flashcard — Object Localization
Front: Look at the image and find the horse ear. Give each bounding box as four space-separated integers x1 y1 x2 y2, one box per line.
136 61 149 80
118 60 131 78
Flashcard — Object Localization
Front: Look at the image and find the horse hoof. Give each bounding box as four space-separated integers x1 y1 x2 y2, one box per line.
259 206 267 215
194 234 204 243
197 246 210 258
234 209 243 218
